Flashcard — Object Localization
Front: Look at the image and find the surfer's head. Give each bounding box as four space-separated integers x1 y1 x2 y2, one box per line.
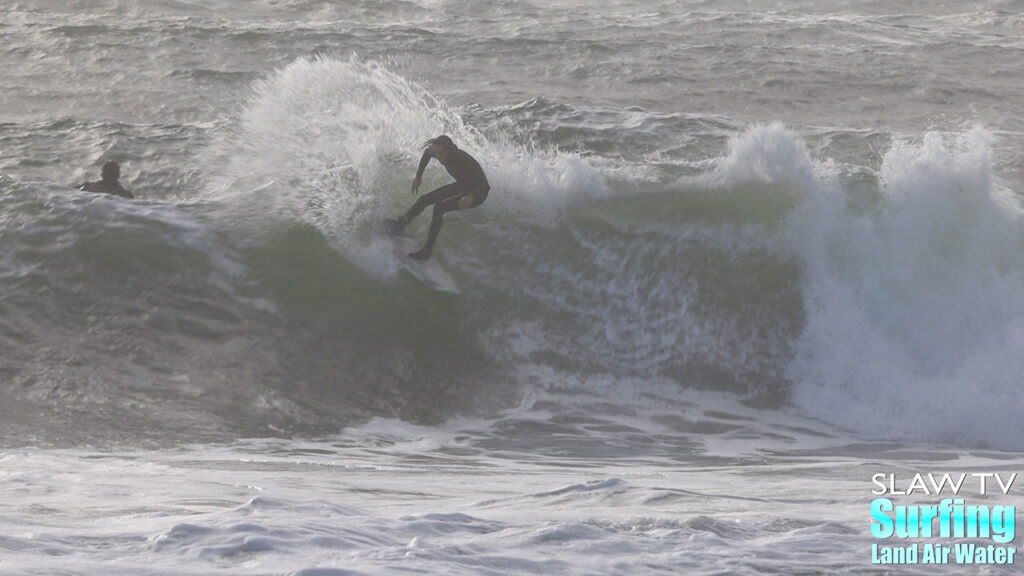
424 135 456 162
100 160 120 183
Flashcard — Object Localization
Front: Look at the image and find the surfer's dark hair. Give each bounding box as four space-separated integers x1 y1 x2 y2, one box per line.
101 160 120 182
424 135 456 150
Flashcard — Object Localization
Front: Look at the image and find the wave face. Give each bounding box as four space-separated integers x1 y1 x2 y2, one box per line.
2 55 1023 450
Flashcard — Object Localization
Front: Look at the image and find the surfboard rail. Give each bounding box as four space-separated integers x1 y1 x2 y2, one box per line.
384 220 461 295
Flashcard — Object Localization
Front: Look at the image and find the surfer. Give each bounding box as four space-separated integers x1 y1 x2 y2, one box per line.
79 161 134 199
389 135 489 260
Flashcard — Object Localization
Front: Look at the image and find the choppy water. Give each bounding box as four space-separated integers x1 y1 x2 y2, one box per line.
2 1 1023 574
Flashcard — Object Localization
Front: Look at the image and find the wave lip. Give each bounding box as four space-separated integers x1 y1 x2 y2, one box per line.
787 126 1024 450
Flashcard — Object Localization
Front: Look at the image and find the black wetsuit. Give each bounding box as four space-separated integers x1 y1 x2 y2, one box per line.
406 147 489 255
80 180 134 199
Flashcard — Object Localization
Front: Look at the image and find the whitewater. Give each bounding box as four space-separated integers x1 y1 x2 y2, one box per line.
2 1 1023 574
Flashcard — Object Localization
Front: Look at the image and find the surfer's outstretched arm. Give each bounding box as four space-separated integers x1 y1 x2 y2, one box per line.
411 149 434 195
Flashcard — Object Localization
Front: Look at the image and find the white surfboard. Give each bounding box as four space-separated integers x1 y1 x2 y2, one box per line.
385 224 461 296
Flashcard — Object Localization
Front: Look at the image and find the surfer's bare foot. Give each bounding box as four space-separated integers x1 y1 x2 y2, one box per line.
408 248 431 261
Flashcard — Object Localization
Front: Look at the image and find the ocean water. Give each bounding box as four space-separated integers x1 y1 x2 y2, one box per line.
2 1 1024 574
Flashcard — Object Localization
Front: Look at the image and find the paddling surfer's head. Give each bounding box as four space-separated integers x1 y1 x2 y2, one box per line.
100 160 121 183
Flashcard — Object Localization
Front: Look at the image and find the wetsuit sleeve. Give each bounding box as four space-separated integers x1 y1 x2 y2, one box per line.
415 149 434 180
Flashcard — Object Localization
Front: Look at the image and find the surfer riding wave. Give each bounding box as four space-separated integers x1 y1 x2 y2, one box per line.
389 135 489 260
